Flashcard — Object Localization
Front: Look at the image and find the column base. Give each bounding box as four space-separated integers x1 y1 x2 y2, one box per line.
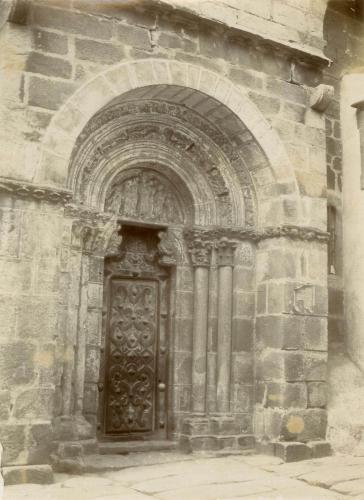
51 415 98 473
52 415 94 441
179 414 255 453
256 440 332 462
2 464 54 486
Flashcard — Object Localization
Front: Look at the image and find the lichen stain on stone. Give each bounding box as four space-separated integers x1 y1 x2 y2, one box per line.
62 347 75 362
287 415 305 434
268 394 280 402
33 350 54 368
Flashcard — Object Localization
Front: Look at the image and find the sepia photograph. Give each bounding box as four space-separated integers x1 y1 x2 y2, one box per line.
0 0 363 498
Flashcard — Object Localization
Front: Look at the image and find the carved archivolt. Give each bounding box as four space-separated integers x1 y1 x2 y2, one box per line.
70 99 258 228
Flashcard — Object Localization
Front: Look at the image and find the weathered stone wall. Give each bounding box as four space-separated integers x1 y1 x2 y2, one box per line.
0 192 64 465
0 0 331 465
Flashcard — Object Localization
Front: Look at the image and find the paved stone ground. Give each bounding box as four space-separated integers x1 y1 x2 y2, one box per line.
5 452 364 499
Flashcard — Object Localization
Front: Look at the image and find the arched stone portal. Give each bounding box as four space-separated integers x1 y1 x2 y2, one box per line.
49 60 329 461
62 82 261 450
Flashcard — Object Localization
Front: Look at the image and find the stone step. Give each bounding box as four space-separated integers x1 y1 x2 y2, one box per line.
83 451 194 474
98 440 178 455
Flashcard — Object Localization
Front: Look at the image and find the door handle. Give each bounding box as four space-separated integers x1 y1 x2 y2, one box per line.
158 382 166 392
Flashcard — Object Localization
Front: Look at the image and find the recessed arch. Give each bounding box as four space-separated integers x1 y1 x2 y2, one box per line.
37 58 303 228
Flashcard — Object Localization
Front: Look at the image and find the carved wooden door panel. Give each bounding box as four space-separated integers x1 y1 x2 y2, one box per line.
99 226 170 440
105 279 158 435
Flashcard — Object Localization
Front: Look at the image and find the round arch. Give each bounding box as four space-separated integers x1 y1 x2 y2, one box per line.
36 58 303 228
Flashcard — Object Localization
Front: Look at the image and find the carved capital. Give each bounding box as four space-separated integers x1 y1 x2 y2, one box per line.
188 238 212 268
71 217 122 256
216 237 237 267
310 84 334 112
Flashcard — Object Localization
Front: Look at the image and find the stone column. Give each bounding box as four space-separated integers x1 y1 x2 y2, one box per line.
216 237 236 413
188 239 211 414
0 0 14 31
353 101 364 188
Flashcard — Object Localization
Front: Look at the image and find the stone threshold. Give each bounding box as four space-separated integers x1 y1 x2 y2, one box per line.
98 440 178 455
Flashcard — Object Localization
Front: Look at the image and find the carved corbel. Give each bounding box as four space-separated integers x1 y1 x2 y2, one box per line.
310 84 334 112
216 237 237 267
157 230 178 267
104 220 123 258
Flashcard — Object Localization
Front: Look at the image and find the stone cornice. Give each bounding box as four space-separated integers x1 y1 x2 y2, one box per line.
75 0 330 67
0 178 73 205
184 225 329 244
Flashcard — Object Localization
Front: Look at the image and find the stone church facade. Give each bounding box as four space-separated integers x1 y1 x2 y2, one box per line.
0 0 363 481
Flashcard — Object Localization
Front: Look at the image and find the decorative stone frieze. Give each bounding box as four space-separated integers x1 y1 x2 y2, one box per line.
0 178 72 205
185 225 329 244
310 84 335 112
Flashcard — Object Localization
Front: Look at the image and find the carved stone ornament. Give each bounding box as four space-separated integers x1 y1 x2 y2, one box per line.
187 238 212 267
105 223 123 258
310 84 334 112
72 99 259 227
105 169 184 225
184 225 329 245
0 178 72 205
157 230 178 267
216 237 237 267
291 284 315 314
71 217 122 257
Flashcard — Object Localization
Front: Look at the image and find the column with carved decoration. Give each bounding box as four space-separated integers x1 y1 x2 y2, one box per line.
188 238 212 414
216 237 236 413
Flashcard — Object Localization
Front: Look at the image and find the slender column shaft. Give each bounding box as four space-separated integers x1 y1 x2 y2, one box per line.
216 265 233 413
216 237 236 413
191 266 209 413
188 239 211 415
357 108 364 189
74 254 89 415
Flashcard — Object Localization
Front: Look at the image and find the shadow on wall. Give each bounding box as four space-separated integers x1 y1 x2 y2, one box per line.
0 442 3 498
327 344 364 454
